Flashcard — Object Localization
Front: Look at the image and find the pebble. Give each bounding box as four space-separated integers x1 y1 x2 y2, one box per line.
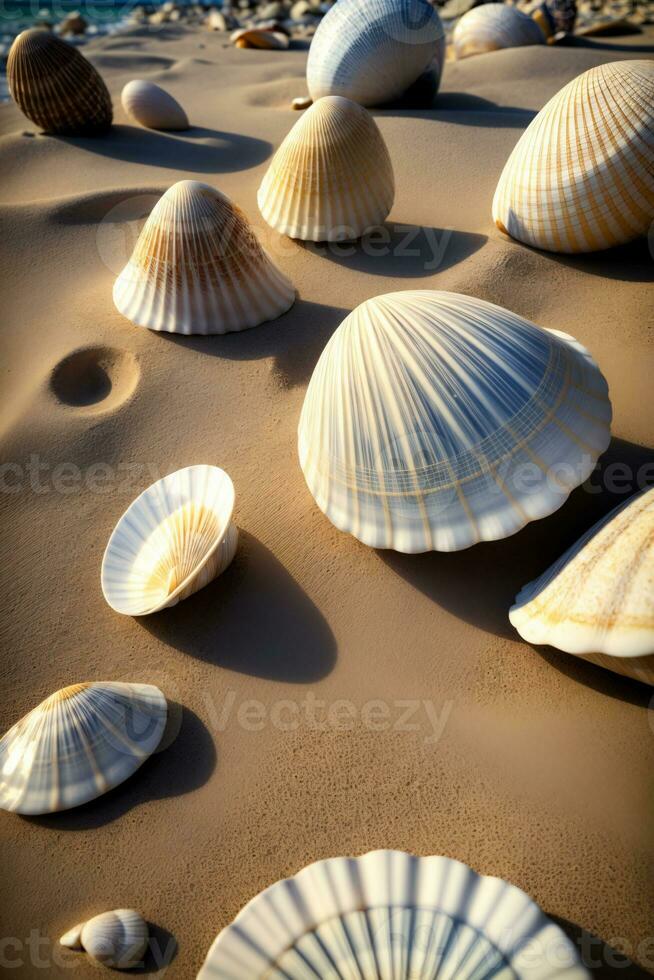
292 95 312 110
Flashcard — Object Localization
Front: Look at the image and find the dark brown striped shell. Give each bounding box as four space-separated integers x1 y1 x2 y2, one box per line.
7 29 112 135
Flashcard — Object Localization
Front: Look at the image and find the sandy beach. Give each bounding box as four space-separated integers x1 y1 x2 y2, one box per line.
0 15 653 978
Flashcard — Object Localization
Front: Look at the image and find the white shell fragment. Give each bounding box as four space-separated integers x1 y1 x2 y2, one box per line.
102 465 238 616
298 291 611 553
258 96 395 241
197 849 589 978
121 79 189 131
61 909 149 969
453 3 545 59
0 682 167 814
510 487 654 685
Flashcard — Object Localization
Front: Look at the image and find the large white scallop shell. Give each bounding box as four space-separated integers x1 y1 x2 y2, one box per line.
510 487 654 685
0 682 167 815
307 0 445 107
102 465 238 616
121 79 189 131
113 180 295 335
298 291 611 553
452 3 545 59
7 29 112 134
258 96 395 242
61 909 149 969
492 61 654 254
197 849 589 978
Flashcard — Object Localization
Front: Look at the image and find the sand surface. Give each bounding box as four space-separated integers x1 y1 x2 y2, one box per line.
0 23 653 978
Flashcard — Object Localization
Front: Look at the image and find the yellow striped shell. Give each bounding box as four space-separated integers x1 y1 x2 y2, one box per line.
510 487 654 686
258 96 395 242
452 3 545 59
492 61 654 254
61 910 149 969
113 180 295 334
7 29 112 135
121 79 188 131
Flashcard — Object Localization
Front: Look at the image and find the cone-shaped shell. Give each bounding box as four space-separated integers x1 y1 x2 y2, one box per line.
0 682 167 814
452 3 545 59
102 465 238 616
298 291 611 553
258 96 395 242
307 0 445 107
121 79 188 131
61 910 149 969
7 29 112 135
113 180 295 334
198 849 588 978
510 487 654 685
492 61 654 254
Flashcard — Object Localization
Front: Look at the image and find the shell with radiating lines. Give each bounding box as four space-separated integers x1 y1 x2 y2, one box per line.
7 29 112 134
298 291 611 553
307 0 445 107
121 79 188 131
0 682 167 814
113 180 295 334
61 910 149 969
452 3 545 59
510 487 654 685
102 465 238 616
258 96 395 242
197 849 589 978
492 61 654 253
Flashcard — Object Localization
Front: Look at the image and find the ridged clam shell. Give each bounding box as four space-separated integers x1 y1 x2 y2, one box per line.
298 290 611 553
0 682 167 814
102 465 238 616
113 180 295 334
510 487 654 685
7 29 112 135
121 79 189 131
61 910 149 969
492 61 654 253
307 0 445 107
197 849 588 978
452 3 545 59
258 96 395 242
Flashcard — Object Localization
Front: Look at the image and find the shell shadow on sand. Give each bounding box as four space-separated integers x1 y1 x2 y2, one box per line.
377 92 537 127
550 915 654 979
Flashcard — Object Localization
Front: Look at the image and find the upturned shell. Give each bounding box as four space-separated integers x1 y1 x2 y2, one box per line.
230 27 289 48
113 180 295 334
258 96 395 241
7 29 112 135
510 487 654 685
307 0 445 107
452 3 545 59
492 61 654 253
298 290 611 553
121 79 188 131
0 683 167 814
61 909 149 969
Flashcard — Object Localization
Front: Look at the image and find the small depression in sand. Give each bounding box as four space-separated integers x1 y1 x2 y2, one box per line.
50 346 139 413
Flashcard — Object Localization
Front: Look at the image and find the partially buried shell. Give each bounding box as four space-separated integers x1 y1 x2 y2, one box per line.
121 79 188 131
102 465 238 616
452 3 545 59
61 909 149 969
492 61 654 253
307 0 445 107
7 28 112 134
298 291 611 553
230 27 289 48
113 180 295 334
258 96 395 242
510 487 654 686
0 682 167 814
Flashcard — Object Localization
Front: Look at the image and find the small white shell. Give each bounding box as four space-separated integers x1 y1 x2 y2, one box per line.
102 465 238 616
61 910 149 969
121 79 188 131
510 487 654 685
452 3 545 59
0 683 167 814
258 96 395 241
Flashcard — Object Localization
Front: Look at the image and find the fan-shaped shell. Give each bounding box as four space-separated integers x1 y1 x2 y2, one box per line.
197 849 589 978
7 29 112 135
61 910 149 969
298 290 611 553
492 61 654 254
258 96 395 242
307 0 445 107
452 3 545 59
113 180 295 334
121 79 188 131
102 465 238 616
0 682 167 814
510 487 654 685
